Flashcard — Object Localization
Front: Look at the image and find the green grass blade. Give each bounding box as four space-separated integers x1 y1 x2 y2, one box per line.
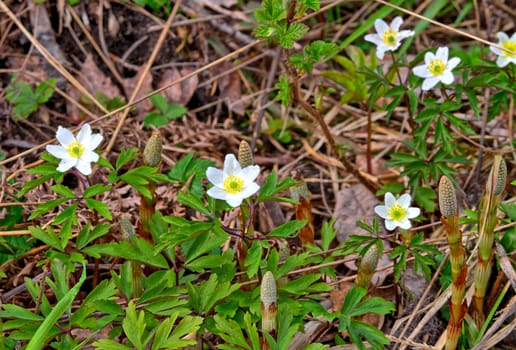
26 263 87 350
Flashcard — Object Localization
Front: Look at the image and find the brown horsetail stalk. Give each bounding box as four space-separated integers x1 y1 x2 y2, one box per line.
473 156 507 327
140 132 163 239
355 243 379 290
260 271 277 349
438 176 467 350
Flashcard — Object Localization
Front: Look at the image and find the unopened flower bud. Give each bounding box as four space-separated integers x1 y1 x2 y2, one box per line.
439 176 457 218
143 131 162 167
238 140 253 168
260 271 277 333
120 217 136 240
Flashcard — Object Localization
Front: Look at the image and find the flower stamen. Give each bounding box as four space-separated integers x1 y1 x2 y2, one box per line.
223 175 244 194
382 29 398 47
428 59 446 76
502 41 516 57
388 204 407 222
66 141 85 159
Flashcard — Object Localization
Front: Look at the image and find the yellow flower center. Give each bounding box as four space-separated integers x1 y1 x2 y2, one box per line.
382 29 398 46
428 59 446 76
388 204 407 222
502 40 516 57
66 141 85 159
223 175 244 194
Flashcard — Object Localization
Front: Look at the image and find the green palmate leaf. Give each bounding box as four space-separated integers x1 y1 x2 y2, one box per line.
76 223 111 249
83 184 111 198
321 219 337 251
54 203 78 225
243 312 261 350
83 238 168 268
0 304 44 321
115 148 139 171
28 198 69 220
255 0 285 22
268 220 307 238
280 274 323 295
85 198 112 220
6 78 56 120
278 22 308 48
122 301 147 350
348 320 390 350
51 184 75 198
244 240 262 278
26 263 86 350
214 314 251 350
275 75 291 106
176 191 209 215
93 340 131 350
151 315 201 350
29 226 63 251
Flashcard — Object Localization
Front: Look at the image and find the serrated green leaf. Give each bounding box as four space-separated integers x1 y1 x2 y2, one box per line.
83 184 111 198
85 198 113 220
268 220 307 238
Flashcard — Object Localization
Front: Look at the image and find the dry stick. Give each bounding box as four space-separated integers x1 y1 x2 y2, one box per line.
0 1 107 114
374 0 516 55
251 47 281 151
67 3 124 86
103 0 182 155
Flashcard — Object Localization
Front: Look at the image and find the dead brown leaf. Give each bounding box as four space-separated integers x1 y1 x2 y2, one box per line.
122 68 153 115
158 67 199 106
215 62 246 116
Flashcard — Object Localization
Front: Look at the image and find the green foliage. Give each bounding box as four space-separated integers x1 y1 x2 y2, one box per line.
290 40 339 73
6 77 56 121
390 233 440 281
144 94 187 128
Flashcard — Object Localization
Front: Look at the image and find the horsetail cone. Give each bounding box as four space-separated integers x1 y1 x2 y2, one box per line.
492 157 507 196
120 217 136 240
356 243 379 289
439 176 457 218
260 271 277 333
143 131 163 167
238 140 253 168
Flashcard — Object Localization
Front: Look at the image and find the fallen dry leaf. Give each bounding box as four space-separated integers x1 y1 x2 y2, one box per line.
122 67 153 115
214 62 246 115
158 67 199 106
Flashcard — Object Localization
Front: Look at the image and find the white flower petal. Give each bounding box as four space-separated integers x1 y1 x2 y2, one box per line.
75 159 93 175
440 71 455 85
398 218 412 230
240 165 260 185
374 205 388 218
239 182 260 199
413 65 432 78
496 56 510 67
76 124 92 144
496 32 509 41
206 167 225 187
56 126 75 146
398 193 412 207
225 194 244 207
46 145 68 159
447 57 461 71
391 16 403 31
375 47 386 59
436 47 449 61
422 77 440 90
490 46 502 55
384 192 396 207
81 151 99 163
223 154 240 175
424 51 435 64
398 30 414 40
56 158 76 172
86 133 103 151
385 220 397 231
407 207 421 219
207 187 228 200
364 34 383 46
374 19 389 35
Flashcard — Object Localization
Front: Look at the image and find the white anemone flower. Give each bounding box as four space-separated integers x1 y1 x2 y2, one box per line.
490 32 516 67
412 47 461 90
46 124 103 176
364 16 415 59
206 154 260 207
374 192 420 231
